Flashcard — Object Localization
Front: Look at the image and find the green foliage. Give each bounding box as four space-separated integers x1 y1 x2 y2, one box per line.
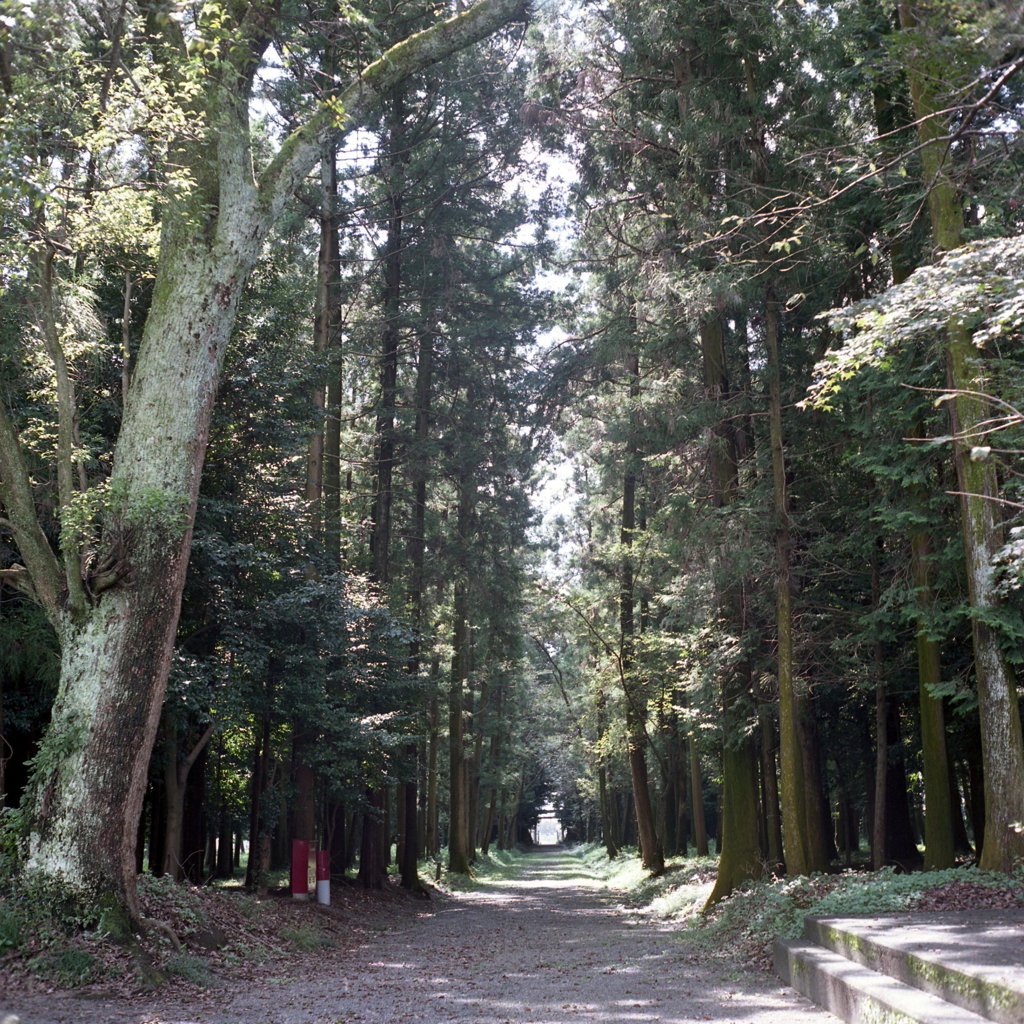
33 945 96 987
697 867 1023 952
0 902 23 950
164 952 215 987
59 478 190 552
811 237 1024 410
0 805 27 876
137 873 206 935
10 872 104 935
279 925 336 951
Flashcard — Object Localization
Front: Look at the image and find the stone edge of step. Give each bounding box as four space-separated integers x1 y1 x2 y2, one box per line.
774 937 991 1024
804 916 1024 1024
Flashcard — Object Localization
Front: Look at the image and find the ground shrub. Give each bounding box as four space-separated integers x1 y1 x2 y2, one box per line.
0 903 22 950
279 925 336 951
164 952 215 987
34 946 96 987
137 873 206 935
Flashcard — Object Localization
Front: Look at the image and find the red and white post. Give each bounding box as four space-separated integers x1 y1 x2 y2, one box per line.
316 850 330 905
290 838 310 899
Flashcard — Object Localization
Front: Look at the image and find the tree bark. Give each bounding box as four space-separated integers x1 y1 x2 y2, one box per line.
161 720 214 881
448 476 474 874
596 686 619 859
765 291 810 875
911 529 954 869
897 0 1024 872
369 87 405 589
701 316 763 908
620 344 664 875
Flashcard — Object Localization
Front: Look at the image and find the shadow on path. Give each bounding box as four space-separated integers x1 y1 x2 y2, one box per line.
3 848 839 1024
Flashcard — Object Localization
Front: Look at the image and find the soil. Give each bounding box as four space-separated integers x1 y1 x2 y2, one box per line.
0 848 840 1024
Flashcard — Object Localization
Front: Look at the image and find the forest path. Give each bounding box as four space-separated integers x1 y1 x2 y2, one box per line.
9 847 838 1024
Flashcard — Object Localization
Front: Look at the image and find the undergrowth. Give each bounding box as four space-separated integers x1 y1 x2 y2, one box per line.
570 842 1024 970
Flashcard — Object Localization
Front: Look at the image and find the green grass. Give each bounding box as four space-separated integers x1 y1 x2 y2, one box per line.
466 843 1024 969
279 925 336 951
693 864 1024 953
0 903 22 950
33 946 96 987
164 952 216 987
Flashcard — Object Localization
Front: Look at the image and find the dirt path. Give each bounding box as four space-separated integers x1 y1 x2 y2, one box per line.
4 848 837 1024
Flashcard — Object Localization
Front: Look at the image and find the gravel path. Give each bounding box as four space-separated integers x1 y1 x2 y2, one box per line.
3 848 837 1024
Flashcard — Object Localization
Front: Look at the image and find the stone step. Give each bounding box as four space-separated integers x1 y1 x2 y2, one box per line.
775 937 993 1024
804 913 1024 1024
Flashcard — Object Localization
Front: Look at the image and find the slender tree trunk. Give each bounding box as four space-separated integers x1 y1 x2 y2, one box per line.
798 697 832 869
911 529 954 869
305 148 339 530
369 88 405 589
448 495 473 874
480 679 503 856
759 702 784 871
765 291 810 875
872 543 888 871
292 731 316 845
246 706 273 893
597 687 618 859
400 328 435 888
468 676 488 859
701 316 763 907
620 343 663 875
427 663 440 858
689 734 708 856
160 720 214 882
357 787 385 889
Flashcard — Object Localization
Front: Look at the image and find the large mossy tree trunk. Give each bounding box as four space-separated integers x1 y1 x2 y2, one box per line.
0 0 528 924
897 0 1024 873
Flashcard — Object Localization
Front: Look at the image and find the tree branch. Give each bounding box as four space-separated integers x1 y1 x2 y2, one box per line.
0 401 63 622
184 723 215 772
32 247 88 618
257 0 527 221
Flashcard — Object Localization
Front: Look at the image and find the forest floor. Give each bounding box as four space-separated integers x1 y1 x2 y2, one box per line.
0 846 841 1024
3 844 1022 1024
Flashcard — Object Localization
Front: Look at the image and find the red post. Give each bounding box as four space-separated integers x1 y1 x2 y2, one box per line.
316 849 330 905
291 839 310 899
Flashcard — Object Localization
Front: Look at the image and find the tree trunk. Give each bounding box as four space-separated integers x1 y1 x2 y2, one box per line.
759 703 784 871
597 686 619 859
357 788 385 889
897 0 1024 873
689 735 708 856
872 543 888 871
765 291 810 876
369 87 405 589
620 344 664 875
161 721 215 882
448 575 472 873
911 530 954 869
427 664 440 858
701 316 763 907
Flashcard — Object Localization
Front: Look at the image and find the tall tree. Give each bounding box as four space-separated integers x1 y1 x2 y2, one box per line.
0 0 528 923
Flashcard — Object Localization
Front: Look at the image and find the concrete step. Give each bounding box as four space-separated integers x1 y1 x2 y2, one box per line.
804 913 1024 1024
775 937 993 1024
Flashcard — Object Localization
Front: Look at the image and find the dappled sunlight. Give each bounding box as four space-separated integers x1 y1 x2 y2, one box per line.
335 848 835 1024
